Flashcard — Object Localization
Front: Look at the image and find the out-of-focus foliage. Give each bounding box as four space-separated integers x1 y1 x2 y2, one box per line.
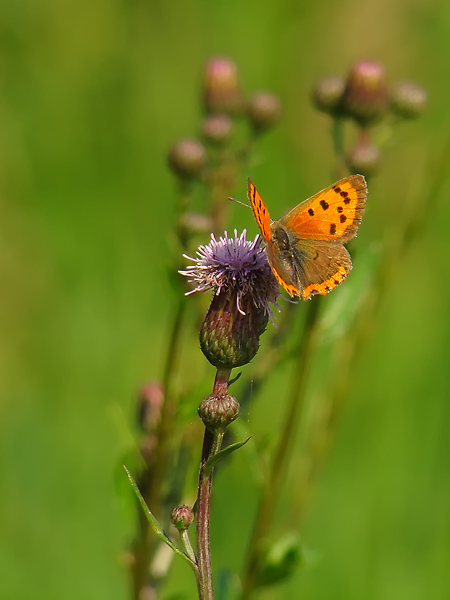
1 1 449 599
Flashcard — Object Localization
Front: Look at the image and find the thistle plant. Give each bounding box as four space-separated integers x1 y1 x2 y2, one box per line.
124 57 428 600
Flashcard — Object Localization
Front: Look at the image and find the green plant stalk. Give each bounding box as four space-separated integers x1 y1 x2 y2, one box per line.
241 298 322 599
207 147 236 235
290 135 450 531
332 116 347 179
196 368 231 600
132 299 186 598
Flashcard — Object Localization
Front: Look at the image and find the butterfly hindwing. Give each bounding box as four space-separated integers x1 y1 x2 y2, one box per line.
292 240 352 299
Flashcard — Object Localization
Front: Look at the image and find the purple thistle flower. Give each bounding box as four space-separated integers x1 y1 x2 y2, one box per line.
181 230 280 369
180 229 279 316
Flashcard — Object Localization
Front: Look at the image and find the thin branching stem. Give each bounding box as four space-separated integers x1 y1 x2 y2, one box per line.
132 299 186 598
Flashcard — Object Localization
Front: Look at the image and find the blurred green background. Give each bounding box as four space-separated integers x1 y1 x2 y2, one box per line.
1 0 449 599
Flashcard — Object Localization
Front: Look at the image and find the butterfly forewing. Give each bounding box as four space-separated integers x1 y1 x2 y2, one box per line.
248 178 271 241
278 175 367 243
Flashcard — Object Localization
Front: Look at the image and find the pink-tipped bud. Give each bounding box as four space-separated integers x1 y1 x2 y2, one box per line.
202 114 234 145
342 60 389 125
312 76 345 116
137 381 164 433
171 505 194 531
203 57 243 115
390 81 427 119
347 140 381 177
247 92 282 132
168 139 207 181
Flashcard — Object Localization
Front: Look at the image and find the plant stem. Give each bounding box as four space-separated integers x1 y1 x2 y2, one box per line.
331 117 347 179
241 299 322 599
196 368 231 600
132 299 186 598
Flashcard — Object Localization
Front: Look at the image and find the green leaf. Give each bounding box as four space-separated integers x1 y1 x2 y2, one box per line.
256 533 301 587
203 437 251 477
123 465 197 571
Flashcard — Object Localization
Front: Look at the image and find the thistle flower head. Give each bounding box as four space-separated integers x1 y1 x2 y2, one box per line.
168 139 207 181
247 92 282 132
341 60 389 125
347 140 381 177
180 230 279 368
390 81 427 119
312 76 345 116
181 229 278 316
203 57 243 115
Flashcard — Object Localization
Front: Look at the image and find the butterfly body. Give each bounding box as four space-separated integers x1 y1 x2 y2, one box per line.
248 175 367 299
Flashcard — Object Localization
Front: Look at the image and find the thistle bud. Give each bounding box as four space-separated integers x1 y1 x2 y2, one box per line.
171 505 194 531
198 393 240 431
342 60 389 125
180 212 214 235
202 114 234 145
390 81 427 119
247 92 282 132
168 139 207 181
312 76 345 116
200 288 269 369
203 57 243 115
347 140 381 177
137 381 163 434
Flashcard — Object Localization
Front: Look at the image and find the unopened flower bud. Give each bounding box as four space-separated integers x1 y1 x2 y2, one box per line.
202 114 234 145
347 141 381 177
171 505 194 531
198 393 240 431
200 289 268 369
180 212 214 235
342 60 389 125
390 81 427 119
203 57 243 115
168 139 207 181
312 76 345 115
247 92 282 132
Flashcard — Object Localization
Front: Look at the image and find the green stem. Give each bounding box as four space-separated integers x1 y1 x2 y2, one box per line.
196 368 231 600
132 299 186 598
181 529 197 565
332 117 347 178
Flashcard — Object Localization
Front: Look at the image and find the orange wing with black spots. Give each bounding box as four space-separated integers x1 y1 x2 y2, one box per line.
248 178 271 241
247 175 367 299
278 175 366 242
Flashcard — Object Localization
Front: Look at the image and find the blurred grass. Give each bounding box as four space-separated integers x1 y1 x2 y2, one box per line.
1 0 450 599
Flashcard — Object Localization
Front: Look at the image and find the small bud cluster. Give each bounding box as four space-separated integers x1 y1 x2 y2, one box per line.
312 60 427 177
167 57 282 183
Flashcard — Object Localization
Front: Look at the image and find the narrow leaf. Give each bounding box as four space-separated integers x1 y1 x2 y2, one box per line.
123 466 197 571
203 437 251 477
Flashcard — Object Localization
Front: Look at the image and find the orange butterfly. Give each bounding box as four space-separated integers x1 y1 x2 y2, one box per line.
248 175 367 299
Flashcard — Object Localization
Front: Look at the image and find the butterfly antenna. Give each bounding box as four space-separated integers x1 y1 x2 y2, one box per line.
228 196 251 209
